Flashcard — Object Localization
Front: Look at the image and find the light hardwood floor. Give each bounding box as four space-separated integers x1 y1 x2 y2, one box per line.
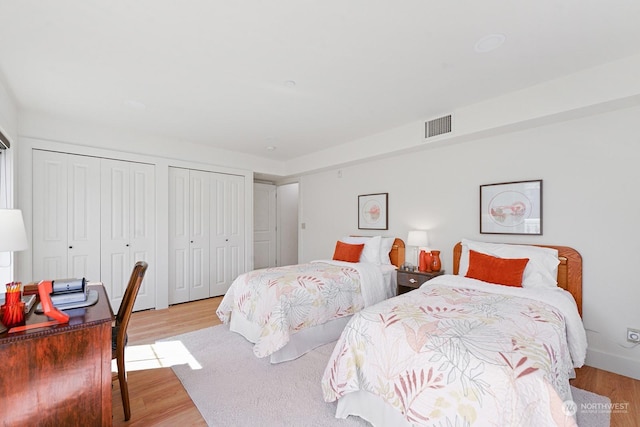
113 297 639 427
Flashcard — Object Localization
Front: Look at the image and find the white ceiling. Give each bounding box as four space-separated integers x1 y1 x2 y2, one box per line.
1 1 640 162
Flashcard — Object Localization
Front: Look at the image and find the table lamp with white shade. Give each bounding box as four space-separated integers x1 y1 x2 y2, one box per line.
0 209 29 291
407 230 429 267
0 209 29 253
0 209 29 330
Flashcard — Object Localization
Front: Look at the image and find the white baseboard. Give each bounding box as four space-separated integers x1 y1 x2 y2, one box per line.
586 348 640 380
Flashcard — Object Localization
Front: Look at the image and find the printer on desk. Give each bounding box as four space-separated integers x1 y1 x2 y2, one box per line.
50 278 88 305
34 277 99 314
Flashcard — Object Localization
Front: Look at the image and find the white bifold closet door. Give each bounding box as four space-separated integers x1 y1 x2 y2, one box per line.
100 158 156 311
32 150 156 312
209 172 245 297
168 168 210 304
32 150 101 282
168 167 245 304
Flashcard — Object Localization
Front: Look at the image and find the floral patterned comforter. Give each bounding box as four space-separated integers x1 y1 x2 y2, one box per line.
322 275 587 427
217 260 386 358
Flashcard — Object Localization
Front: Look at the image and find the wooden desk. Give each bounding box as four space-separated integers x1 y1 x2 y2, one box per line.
0 284 114 426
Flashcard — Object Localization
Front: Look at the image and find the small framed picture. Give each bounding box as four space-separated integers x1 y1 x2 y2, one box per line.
480 180 542 235
358 193 388 230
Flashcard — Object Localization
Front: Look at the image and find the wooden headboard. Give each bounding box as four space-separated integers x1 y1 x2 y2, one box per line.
453 242 583 316
390 238 406 268
349 236 405 268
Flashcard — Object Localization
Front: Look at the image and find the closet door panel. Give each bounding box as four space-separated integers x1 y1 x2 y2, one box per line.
171 248 189 302
189 170 210 301
225 175 245 288
33 150 100 282
101 159 155 311
169 168 191 304
101 159 131 309
209 175 226 296
128 163 155 310
68 158 101 280
226 175 245 276
209 173 245 297
33 151 68 280
106 252 128 305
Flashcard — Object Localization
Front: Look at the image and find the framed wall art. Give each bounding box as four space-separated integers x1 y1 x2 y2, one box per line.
480 180 542 235
358 193 388 230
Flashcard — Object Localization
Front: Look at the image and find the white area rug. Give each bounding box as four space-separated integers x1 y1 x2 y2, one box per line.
166 325 610 427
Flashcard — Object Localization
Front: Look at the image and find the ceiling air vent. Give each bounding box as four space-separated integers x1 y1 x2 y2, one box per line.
425 114 452 138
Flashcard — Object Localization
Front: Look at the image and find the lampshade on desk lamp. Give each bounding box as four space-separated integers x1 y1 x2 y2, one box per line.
407 230 429 266
0 209 29 253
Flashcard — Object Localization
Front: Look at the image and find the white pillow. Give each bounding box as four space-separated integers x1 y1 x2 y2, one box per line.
458 239 559 289
340 236 382 264
379 237 395 265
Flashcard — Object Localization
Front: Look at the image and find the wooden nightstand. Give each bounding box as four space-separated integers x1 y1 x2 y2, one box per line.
397 269 445 295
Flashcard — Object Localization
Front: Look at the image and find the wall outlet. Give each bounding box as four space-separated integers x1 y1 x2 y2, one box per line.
627 328 640 343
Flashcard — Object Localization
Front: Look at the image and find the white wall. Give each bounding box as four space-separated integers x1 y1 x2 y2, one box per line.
298 104 640 380
19 110 285 176
284 53 640 177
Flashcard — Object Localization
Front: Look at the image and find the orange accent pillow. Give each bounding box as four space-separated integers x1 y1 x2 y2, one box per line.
332 241 365 263
465 249 529 287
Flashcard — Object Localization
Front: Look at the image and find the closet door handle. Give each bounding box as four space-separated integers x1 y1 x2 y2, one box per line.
68 246 73 249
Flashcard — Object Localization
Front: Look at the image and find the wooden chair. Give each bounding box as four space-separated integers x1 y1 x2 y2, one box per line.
112 261 148 421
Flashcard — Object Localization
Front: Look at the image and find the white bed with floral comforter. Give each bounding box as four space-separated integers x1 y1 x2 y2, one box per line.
322 274 588 427
217 260 396 363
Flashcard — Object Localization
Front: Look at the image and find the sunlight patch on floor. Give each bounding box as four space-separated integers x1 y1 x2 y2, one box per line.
112 340 202 373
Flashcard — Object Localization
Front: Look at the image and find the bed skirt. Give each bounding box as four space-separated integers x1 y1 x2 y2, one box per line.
229 310 351 363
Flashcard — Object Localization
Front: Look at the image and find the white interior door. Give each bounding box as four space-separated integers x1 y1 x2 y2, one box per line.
101 159 156 311
33 150 100 282
33 150 68 280
277 183 298 266
253 182 276 269
224 174 245 287
101 158 130 309
128 162 156 310
67 156 101 280
189 169 210 301
210 172 245 296
169 167 191 304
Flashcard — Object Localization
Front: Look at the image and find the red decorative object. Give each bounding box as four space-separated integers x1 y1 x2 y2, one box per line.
2 282 25 328
37 280 70 323
418 250 427 272
424 252 433 272
430 250 442 272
